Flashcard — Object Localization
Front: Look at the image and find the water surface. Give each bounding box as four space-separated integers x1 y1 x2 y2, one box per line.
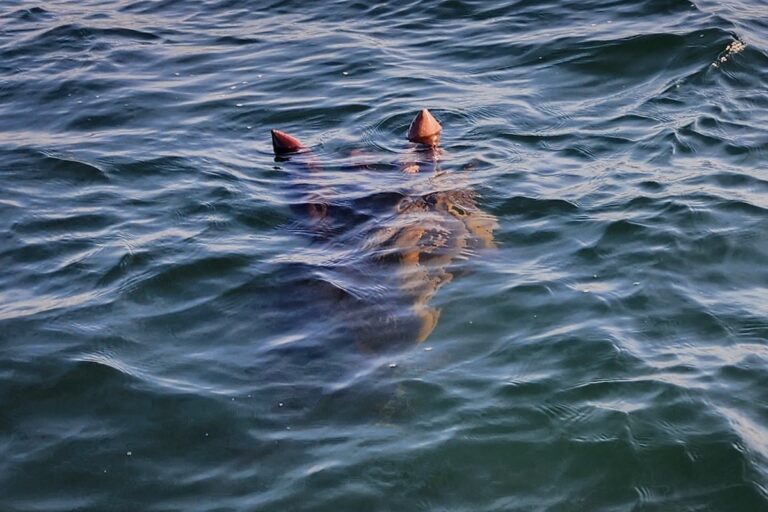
1 0 767 510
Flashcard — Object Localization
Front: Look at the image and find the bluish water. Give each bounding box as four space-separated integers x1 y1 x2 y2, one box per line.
1 0 767 510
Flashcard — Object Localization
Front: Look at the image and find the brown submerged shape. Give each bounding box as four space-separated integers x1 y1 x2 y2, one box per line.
271 109 496 349
366 188 497 346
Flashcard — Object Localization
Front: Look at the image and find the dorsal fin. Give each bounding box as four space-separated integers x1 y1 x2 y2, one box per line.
271 129 304 155
407 109 442 146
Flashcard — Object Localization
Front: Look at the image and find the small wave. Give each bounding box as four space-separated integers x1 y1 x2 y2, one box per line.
0 289 106 321
10 6 53 22
75 350 141 379
36 154 110 183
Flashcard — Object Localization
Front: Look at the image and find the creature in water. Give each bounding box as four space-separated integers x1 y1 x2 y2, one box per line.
271 109 497 351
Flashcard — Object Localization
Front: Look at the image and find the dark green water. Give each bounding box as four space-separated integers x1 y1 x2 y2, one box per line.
1 0 767 510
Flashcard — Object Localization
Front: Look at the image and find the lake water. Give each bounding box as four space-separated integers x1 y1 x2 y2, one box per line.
1 0 767 510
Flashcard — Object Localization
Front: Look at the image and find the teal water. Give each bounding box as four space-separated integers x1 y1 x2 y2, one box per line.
1 1 767 510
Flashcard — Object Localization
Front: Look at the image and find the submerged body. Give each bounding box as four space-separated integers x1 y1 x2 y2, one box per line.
273 110 497 349
364 186 496 344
